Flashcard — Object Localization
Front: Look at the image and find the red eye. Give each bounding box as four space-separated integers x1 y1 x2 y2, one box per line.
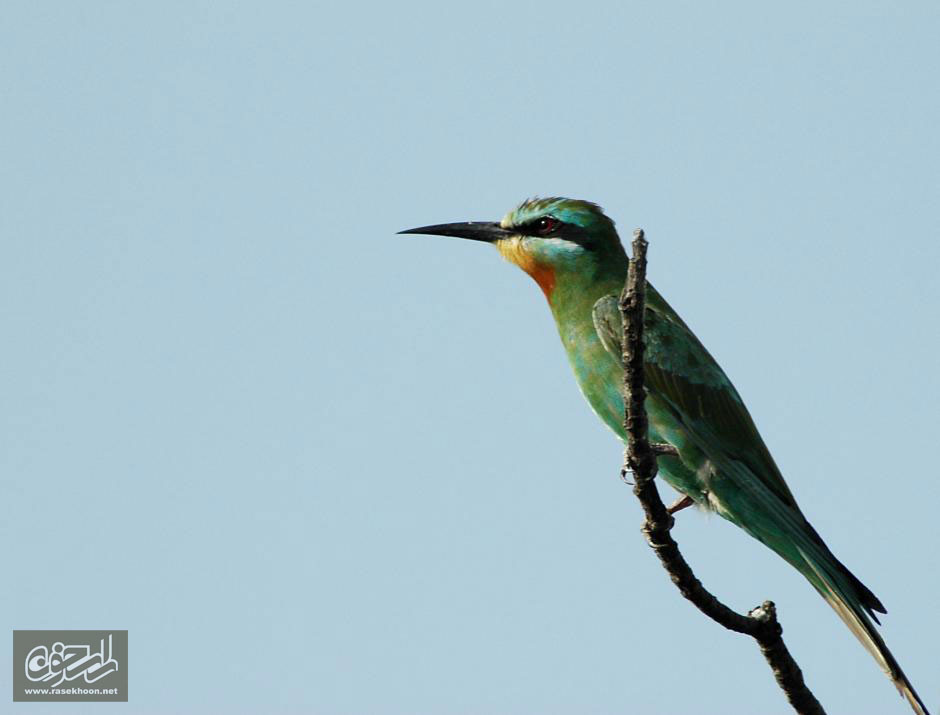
536 217 558 235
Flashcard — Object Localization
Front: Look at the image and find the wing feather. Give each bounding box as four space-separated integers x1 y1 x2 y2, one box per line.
592 288 797 508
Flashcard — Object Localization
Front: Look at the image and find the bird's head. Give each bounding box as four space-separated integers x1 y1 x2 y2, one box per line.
400 197 625 299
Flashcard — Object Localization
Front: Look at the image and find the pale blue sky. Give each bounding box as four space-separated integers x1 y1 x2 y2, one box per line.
2 2 938 714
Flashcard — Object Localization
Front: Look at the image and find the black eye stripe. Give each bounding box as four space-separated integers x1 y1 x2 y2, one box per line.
514 217 597 250
518 216 561 236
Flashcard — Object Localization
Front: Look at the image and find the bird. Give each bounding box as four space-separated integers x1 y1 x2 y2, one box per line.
400 197 928 715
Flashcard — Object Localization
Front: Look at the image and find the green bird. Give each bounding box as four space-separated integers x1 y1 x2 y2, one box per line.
401 197 928 714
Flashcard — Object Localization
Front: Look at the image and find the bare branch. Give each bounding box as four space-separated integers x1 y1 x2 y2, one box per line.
619 229 826 715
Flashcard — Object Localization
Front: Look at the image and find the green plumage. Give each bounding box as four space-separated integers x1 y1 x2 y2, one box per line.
402 197 928 715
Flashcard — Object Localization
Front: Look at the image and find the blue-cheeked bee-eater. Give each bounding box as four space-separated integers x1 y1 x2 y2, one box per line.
401 197 928 714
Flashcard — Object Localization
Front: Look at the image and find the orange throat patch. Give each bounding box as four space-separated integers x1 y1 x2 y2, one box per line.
496 237 556 299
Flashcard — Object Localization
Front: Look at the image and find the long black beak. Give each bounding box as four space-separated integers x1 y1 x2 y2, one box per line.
398 221 511 243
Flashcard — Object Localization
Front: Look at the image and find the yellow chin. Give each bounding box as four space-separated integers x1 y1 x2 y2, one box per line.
496 237 556 298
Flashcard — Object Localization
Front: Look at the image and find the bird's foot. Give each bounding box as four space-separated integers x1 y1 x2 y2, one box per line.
651 442 679 457
667 495 694 515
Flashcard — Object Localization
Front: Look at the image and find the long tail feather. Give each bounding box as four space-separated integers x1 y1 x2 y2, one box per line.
710 458 930 715
797 546 929 715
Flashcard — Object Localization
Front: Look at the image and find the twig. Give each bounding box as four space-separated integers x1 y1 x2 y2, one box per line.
619 229 826 715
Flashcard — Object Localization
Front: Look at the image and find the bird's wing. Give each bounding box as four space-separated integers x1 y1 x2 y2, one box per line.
593 292 929 712
592 290 798 508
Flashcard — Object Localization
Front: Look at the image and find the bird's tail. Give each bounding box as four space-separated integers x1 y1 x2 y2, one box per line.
714 460 930 715
798 546 928 715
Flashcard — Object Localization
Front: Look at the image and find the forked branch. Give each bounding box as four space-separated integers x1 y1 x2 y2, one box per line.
619 230 826 715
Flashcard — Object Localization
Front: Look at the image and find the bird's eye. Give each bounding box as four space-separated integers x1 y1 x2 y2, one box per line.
535 217 559 235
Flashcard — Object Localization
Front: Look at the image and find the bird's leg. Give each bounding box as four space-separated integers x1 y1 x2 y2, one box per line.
667 495 694 515
651 442 679 457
